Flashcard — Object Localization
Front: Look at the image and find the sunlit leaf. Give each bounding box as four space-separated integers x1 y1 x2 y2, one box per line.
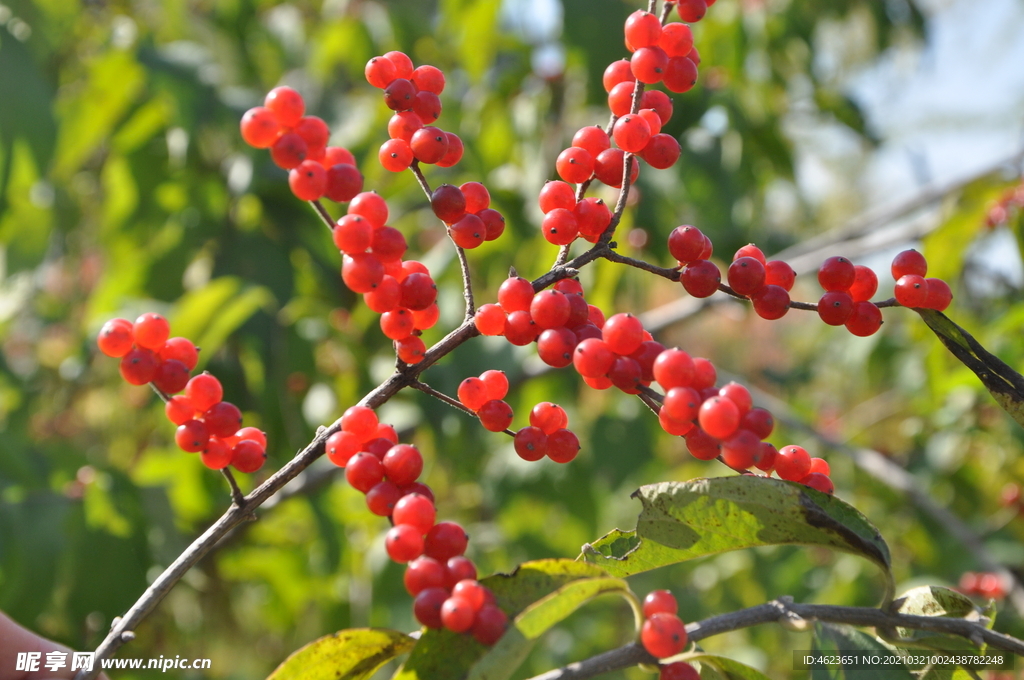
266 628 415 680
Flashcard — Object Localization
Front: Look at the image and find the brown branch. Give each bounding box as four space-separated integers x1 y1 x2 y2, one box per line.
309 199 336 231
526 598 1024 680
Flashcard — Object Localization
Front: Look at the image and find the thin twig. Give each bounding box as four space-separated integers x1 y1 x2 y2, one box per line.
526 598 1024 680
409 380 516 437
309 199 336 230
221 469 246 507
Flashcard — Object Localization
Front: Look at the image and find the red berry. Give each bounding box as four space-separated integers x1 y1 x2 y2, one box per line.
440 596 476 633
741 407 774 439
845 301 883 337
681 260 721 298
668 226 705 264
472 605 508 646
727 256 766 296
531 290 571 329
382 444 423 486
294 116 329 156
399 273 438 311
818 256 856 292
424 521 469 562
413 587 448 628
684 427 721 460
574 197 612 240
165 395 195 425
270 131 308 169
436 132 464 167
411 65 445 94
404 557 446 596
573 338 616 378
474 304 507 336
365 56 397 89
640 134 681 169
923 278 952 311
662 56 698 93
641 613 688 658
158 337 198 370
514 426 548 461
479 208 506 241
342 405 378 441
891 249 927 279
345 452 385 492
264 86 305 127
698 396 740 440
721 429 760 470
366 480 403 516
817 291 854 326
380 308 415 340
480 370 509 400
894 274 928 308
288 160 327 200
659 23 694 57
240 106 281 148
654 348 695 390
184 373 222 411
460 182 490 213
396 336 426 365
431 184 467 224
641 89 674 124
388 111 423 141
378 139 413 172
364 275 401 314
383 78 415 111
754 442 778 471
324 164 363 202
602 313 645 355
556 147 595 184
450 214 486 249
849 265 878 302
602 59 635 92
386 524 425 563
539 180 576 213
612 115 652 153
775 445 811 481
326 430 360 467
231 439 266 473
691 357 716 390
572 126 611 158
660 662 700 680
801 472 835 495
530 402 568 435
631 46 669 84
624 10 663 49
458 377 490 412
97 318 135 358
542 209 579 246
643 590 678 617
393 493 436 535
498 277 535 312
478 399 514 432
676 0 707 22
201 438 233 470
202 401 242 438
662 387 700 423
133 312 170 350
808 457 830 475
751 285 790 320
504 310 539 346
594 147 639 188
765 260 795 291
410 127 449 164
608 356 643 394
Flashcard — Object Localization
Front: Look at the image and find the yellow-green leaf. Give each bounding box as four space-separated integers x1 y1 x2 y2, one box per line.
266 628 414 680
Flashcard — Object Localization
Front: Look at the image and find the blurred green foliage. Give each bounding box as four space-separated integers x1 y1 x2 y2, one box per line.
0 0 1022 678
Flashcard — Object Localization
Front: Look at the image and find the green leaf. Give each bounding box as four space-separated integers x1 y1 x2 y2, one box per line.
811 622 916 680
687 654 773 680
170 277 275 364
580 478 893 601
884 586 987 652
266 628 414 680
917 309 1024 430
394 559 633 680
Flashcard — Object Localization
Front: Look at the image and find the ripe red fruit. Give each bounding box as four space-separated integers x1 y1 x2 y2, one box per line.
231 439 266 473
474 304 507 336
97 318 135 358
393 493 436 535
240 106 281 148
410 127 449 164
345 452 385 492
383 78 415 111
751 285 790 319
270 132 308 169
450 214 486 249
653 348 695 389
537 328 577 368
542 209 579 246
378 139 413 172
431 184 467 224
573 338 616 378
458 377 490 412
380 308 415 340
158 337 199 370
572 126 611 158
472 605 508 646
684 427 721 460
659 23 694 57
288 160 327 200
294 116 329 156
923 278 952 311
849 265 878 302
413 587 448 628
411 65 445 94
404 557 446 596
547 429 580 463
698 396 741 440
817 291 854 326
452 579 488 612
514 426 548 461
602 59 635 92
640 134 681 170
396 336 426 364
808 457 830 475
203 401 242 438
660 662 700 680
478 399 514 432
662 387 700 423
480 370 509 400
662 56 698 93
643 590 679 617
365 56 397 89
165 395 195 425
539 181 576 213
264 86 305 127
388 111 423 141
676 0 707 22
668 226 706 264
594 148 639 188
174 418 209 453
641 90 674 124
754 442 778 471
681 260 721 298
891 249 928 279
364 276 401 313
602 313 645 356
531 290 571 329
613 115 652 153
424 521 469 562
741 407 774 439
801 472 835 495
498 277 535 312
894 274 928 308
721 429 760 470
324 164 363 202
727 257 767 296
631 46 669 84
818 256 857 292
608 356 643 394
366 481 403 516
530 402 568 435
200 438 233 470
342 254 385 293
624 10 663 49
775 445 811 481
386 524 425 563
383 444 423 486
460 181 490 213
556 147 595 184
133 313 170 350
765 260 796 291
436 132 464 167
504 310 539 346
641 613 688 658
184 373 223 411
845 301 883 337
440 596 476 633
342 405 378 441
399 273 438 311
325 430 360 467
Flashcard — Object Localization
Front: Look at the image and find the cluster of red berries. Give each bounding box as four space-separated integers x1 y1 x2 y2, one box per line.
959 572 1006 600
365 52 463 171
984 181 1024 228
513 402 580 464
324 405 508 644
640 590 689 659
240 87 363 203
890 249 952 311
456 370 514 432
429 183 505 249
331 191 439 364
538 180 614 245
619 9 702 93
97 314 267 473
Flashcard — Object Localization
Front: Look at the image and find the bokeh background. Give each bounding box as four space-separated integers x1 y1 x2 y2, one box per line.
2 0 1024 677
